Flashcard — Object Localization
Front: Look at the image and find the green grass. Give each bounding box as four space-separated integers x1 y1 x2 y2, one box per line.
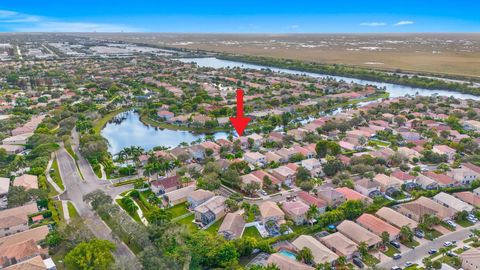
116 199 141 222
93 108 129 134
51 158 65 190
440 221 455 231
205 217 224 234
362 254 380 266
242 226 262 240
67 202 79 219
166 202 189 218
112 177 145 187
425 229 443 240
176 215 198 232
404 265 424 270
456 219 474 227
401 239 420 248
383 244 400 257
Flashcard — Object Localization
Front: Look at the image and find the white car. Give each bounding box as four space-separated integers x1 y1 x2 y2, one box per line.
446 220 457 228
444 241 453 247
404 262 414 267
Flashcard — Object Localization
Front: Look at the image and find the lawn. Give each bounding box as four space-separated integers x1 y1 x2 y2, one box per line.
166 202 189 218
401 239 420 248
383 244 400 257
116 199 141 222
243 226 262 240
440 221 455 231
456 219 474 227
177 215 198 232
425 229 443 240
67 202 79 219
112 177 145 187
404 265 424 270
205 217 224 234
51 158 65 190
362 254 380 266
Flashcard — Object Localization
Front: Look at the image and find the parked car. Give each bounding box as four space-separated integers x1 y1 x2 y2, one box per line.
390 241 401 249
447 251 457 257
428 249 437 255
444 241 453 247
404 262 414 267
464 245 471 250
353 258 364 268
415 230 424 238
467 216 478 223
393 253 402 260
391 266 402 270
446 220 457 228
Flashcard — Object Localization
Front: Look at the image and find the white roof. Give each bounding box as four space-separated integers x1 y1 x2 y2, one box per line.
433 192 474 212
0 177 10 195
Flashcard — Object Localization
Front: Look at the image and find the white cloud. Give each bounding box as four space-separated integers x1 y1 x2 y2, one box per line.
394 20 415 26
359 22 387 27
286 24 300 29
0 9 139 32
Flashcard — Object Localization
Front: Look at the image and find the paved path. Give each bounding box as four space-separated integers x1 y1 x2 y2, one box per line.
62 200 71 223
379 224 480 269
45 153 63 195
56 146 137 261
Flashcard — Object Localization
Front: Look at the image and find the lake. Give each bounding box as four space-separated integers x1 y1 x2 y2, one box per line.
101 111 228 155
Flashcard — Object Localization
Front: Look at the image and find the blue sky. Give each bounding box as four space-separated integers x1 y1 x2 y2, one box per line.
0 0 479 32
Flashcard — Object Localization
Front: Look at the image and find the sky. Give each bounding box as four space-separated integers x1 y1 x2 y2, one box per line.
0 0 479 33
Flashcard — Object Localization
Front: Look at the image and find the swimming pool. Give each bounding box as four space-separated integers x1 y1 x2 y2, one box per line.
278 250 297 261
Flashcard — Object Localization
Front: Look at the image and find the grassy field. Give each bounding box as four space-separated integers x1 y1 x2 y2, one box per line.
177 215 198 232
205 217 224 234
383 244 400 257
166 202 189 218
93 108 129 134
242 226 262 240
67 202 79 219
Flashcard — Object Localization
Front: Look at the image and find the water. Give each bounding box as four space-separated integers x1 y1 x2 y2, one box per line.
101 111 228 155
278 249 298 261
178 57 480 100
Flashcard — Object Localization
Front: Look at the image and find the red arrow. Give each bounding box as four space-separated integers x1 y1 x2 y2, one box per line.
229 88 251 136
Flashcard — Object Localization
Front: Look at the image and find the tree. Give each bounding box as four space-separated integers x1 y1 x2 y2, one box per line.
296 247 314 265
145 208 171 226
244 182 261 197
306 204 318 225
358 241 368 258
322 159 344 176
64 239 116 270
400 226 414 243
296 166 311 182
381 231 390 247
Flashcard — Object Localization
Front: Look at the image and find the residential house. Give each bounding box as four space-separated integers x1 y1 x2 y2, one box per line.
316 187 346 208
375 207 418 230
150 175 180 195
337 220 382 249
433 192 474 213
416 174 439 190
354 178 381 197
13 174 38 190
188 145 205 161
0 240 48 268
453 191 480 208
265 152 282 163
0 145 25 155
301 158 322 177
423 172 456 188
251 170 281 186
240 174 263 190
282 201 309 225
432 145 456 161
292 235 339 265
187 189 215 209
320 232 358 260
2 133 34 145
461 247 480 270
0 225 49 247
157 110 174 120
391 170 416 183
335 187 372 204
373 174 402 193
3 255 52 270
356 213 400 240
0 203 38 237
267 132 284 143
293 145 315 159
246 133 263 148
265 253 315 270
243 151 267 167
396 196 456 221
297 191 327 213
271 166 296 186
194 196 226 227
259 201 285 225
163 184 196 205
447 166 479 185
0 177 10 197
462 120 480 131
218 213 245 240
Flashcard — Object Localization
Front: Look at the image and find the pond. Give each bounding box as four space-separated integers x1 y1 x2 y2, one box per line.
101 111 228 155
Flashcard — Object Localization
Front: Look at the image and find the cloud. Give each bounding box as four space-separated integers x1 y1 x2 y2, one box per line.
0 9 139 32
394 20 415 26
359 22 387 27
286 24 300 30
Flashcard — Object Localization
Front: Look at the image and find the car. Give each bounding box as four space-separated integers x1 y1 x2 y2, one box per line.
469 233 474 238
428 249 437 255
390 241 401 248
447 220 457 228
393 253 402 260
447 251 457 257
352 257 364 268
404 262 414 267
391 266 402 270
464 245 471 250
415 231 424 238
444 241 453 247
467 217 478 223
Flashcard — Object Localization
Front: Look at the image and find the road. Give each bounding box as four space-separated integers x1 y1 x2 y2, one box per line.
379 224 480 269
56 145 136 261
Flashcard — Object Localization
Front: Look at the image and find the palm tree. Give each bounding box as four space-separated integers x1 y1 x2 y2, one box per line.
335 256 346 268
296 247 314 265
358 242 368 258
400 225 414 243
381 231 390 248
306 205 318 226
